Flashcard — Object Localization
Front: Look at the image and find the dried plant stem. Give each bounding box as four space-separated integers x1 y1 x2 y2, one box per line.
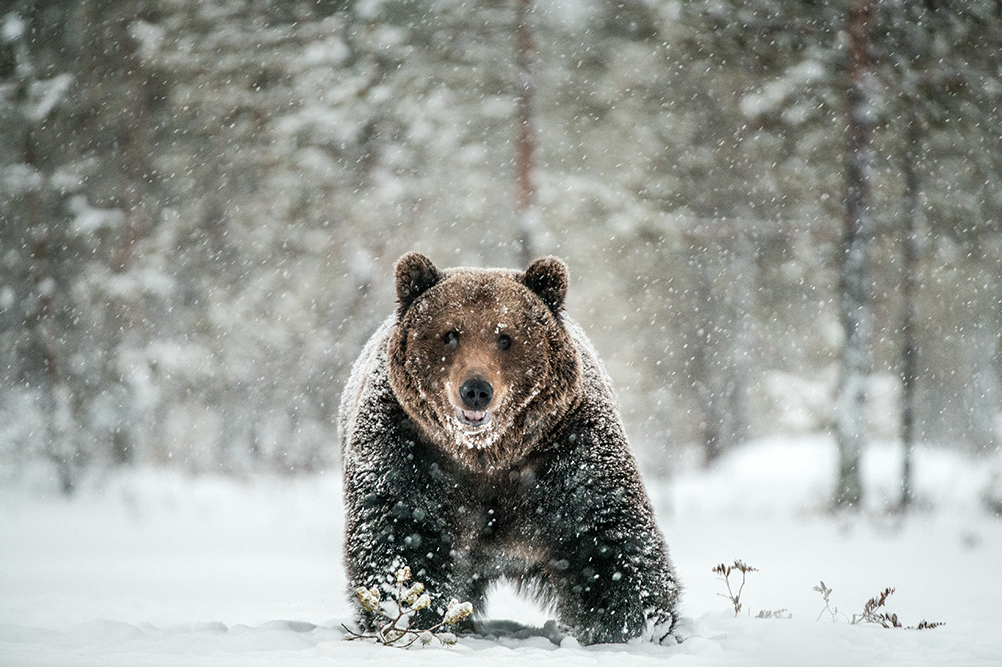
343 566 472 648
712 560 757 616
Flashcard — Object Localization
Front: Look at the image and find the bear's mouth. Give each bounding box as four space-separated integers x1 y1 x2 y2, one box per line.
455 408 492 430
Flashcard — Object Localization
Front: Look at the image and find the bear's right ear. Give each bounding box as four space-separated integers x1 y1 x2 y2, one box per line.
395 252 441 316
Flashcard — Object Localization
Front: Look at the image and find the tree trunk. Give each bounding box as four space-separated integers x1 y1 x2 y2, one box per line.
12 19 77 494
726 230 755 450
833 0 875 509
899 91 921 510
698 236 754 466
30 206 76 494
515 0 536 267
107 9 154 466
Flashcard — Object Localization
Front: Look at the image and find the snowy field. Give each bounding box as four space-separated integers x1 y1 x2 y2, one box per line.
1 437 1001 666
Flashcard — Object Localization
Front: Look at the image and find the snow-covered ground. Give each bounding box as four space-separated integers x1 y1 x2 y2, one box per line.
1 438 1000 666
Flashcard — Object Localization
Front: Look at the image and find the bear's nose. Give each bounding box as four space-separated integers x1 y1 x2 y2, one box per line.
459 378 493 411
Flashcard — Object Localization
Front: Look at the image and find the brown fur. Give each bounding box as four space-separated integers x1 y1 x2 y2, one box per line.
341 253 680 644
388 254 581 470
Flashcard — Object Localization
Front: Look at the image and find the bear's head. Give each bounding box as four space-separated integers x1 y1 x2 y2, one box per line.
388 252 583 470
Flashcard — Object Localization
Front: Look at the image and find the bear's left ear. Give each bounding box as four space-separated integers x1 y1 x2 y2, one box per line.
395 252 441 316
523 256 569 316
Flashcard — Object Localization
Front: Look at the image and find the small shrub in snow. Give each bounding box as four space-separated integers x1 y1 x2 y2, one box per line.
714 560 791 619
814 581 843 622
853 587 902 628
342 566 474 648
813 582 944 630
712 560 757 616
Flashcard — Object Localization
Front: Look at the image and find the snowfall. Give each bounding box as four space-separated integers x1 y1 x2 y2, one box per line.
2 438 1001 666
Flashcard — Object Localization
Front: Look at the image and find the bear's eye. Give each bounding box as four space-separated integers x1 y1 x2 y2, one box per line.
443 331 460 350
497 334 512 351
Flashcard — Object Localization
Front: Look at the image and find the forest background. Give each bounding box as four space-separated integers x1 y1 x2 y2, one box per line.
1 0 1000 503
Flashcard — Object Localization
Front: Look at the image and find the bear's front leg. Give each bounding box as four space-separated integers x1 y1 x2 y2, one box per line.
545 525 677 644
530 433 680 644
343 431 479 632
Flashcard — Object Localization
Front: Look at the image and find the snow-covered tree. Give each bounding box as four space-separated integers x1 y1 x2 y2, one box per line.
1 0 1000 486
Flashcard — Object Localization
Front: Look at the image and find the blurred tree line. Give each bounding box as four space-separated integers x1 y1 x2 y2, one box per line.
1 0 1000 494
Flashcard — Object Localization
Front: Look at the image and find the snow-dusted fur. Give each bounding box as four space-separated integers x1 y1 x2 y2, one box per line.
339 253 680 645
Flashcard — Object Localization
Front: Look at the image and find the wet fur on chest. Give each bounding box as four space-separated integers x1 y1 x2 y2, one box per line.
408 432 556 579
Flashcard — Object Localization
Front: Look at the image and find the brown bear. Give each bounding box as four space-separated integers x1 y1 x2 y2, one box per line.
339 252 680 645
